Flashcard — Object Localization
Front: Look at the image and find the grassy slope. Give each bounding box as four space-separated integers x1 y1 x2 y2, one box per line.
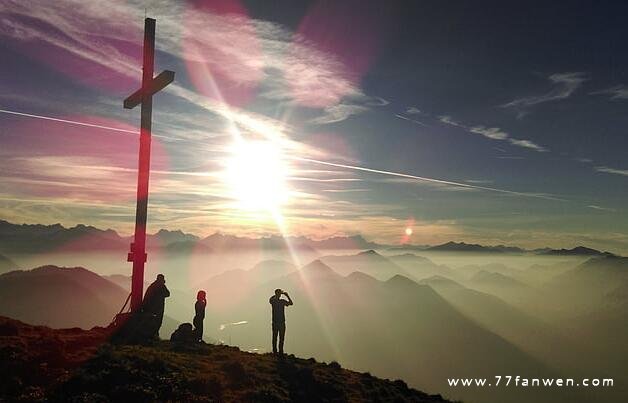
0 316 452 402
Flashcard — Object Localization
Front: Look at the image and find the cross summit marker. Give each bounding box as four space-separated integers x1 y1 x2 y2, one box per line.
123 17 174 313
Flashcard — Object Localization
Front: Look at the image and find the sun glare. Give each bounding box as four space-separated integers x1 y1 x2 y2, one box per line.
224 140 290 211
405 227 413 236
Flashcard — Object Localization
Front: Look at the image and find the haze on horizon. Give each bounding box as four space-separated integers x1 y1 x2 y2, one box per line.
1 0 628 255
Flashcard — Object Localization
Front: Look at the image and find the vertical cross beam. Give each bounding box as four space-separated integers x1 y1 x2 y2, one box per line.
124 18 174 313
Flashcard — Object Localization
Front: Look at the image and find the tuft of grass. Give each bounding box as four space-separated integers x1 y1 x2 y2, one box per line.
220 360 249 386
187 374 224 400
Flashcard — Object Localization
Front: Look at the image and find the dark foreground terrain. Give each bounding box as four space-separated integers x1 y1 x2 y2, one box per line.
0 316 452 402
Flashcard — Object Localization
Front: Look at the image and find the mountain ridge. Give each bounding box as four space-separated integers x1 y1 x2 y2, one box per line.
0 316 453 402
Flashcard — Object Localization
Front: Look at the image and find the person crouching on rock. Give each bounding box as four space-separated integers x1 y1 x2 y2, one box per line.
193 290 206 342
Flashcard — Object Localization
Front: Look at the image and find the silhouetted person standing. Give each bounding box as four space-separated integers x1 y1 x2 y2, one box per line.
193 290 207 342
269 288 293 355
142 274 170 338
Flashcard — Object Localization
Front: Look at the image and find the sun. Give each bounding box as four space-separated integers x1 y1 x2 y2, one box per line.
405 227 413 236
224 140 290 211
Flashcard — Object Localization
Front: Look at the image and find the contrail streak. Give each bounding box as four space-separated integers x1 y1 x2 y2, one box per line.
291 157 565 201
394 113 430 127
0 107 564 201
0 108 138 134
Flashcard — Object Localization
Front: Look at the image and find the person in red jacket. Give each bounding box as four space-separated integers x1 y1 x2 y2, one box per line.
193 290 207 342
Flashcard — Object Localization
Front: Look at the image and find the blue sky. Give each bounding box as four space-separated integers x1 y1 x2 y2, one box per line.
0 0 627 253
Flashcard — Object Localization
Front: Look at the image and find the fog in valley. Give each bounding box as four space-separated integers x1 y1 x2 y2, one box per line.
2 238 626 403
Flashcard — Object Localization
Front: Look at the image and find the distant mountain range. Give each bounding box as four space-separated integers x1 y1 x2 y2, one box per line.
395 241 617 256
0 220 383 256
0 219 620 257
536 246 615 257
427 241 526 253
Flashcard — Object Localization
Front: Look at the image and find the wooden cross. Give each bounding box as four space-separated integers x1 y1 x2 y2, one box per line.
124 18 174 312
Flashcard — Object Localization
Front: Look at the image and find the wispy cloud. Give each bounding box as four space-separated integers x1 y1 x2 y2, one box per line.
405 106 423 115
507 138 547 152
0 0 363 147
590 84 628 100
439 116 548 152
595 166 628 177
308 93 391 125
501 72 588 110
469 126 509 140
437 115 464 127
367 97 389 106
308 103 369 125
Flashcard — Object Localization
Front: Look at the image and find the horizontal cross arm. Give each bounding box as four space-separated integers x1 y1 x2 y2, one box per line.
124 70 175 109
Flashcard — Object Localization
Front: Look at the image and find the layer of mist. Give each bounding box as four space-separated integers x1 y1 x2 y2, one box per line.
1 226 626 403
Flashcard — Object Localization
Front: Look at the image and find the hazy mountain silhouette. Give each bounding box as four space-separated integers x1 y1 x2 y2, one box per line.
467 270 541 308
470 270 530 288
199 233 379 253
1 220 621 258
345 270 381 286
386 244 431 252
0 265 127 328
538 246 613 256
161 240 213 254
205 261 581 403
304 234 383 250
388 253 460 281
0 220 125 253
103 273 132 289
195 259 297 311
458 261 514 274
0 257 614 402
427 241 525 253
605 281 628 308
420 275 585 379
516 261 577 286
540 255 628 399
299 259 342 280
145 229 205 253
417 275 463 289
318 250 412 280
248 259 297 280
544 255 628 313
148 228 199 245
0 253 18 273
0 266 183 338
0 220 377 257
